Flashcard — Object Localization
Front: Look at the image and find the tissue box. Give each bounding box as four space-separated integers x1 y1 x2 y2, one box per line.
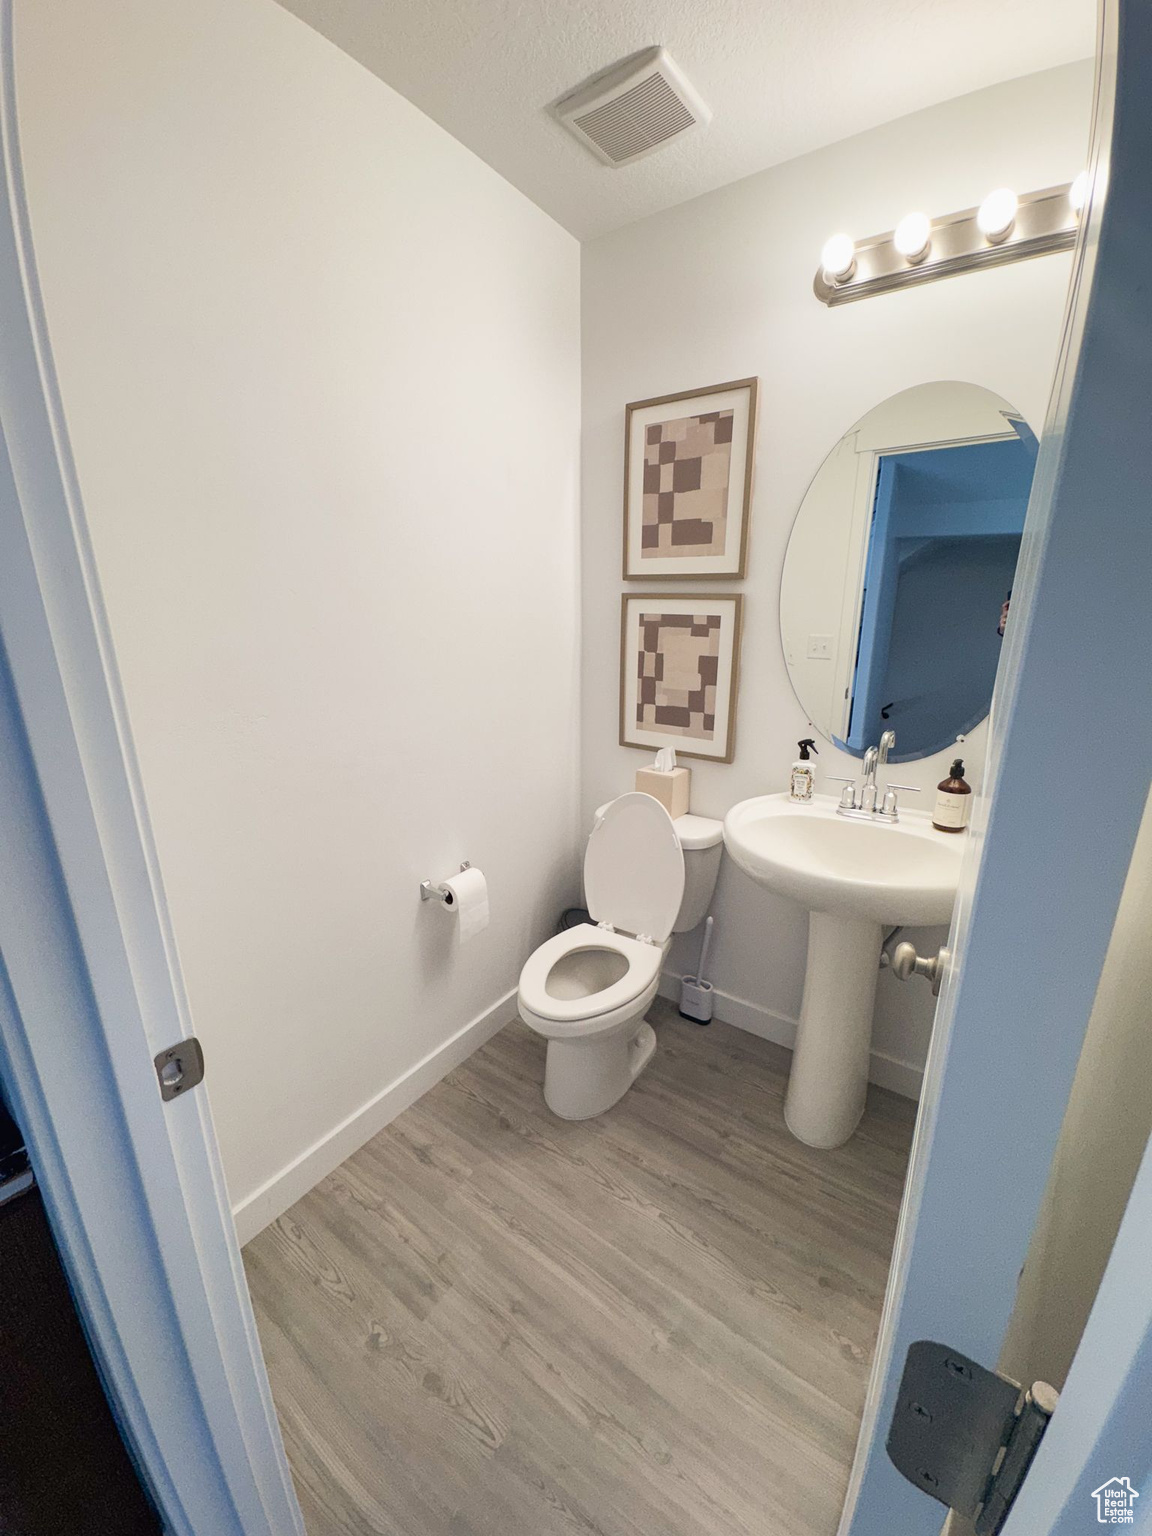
635 765 691 820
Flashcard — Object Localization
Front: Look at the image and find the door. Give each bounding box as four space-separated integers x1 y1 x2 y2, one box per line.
0 4 304 1532
841 1 1152 1531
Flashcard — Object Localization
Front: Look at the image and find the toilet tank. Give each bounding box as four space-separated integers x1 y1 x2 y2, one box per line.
592 803 723 934
671 813 724 932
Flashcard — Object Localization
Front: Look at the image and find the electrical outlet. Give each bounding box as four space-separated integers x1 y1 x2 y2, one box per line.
807 633 833 660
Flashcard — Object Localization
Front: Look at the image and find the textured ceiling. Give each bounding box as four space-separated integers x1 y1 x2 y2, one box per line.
276 0 1095 239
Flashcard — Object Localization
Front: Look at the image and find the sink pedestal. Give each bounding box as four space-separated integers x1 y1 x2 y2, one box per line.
724 792 961 1149
785 912 882 1149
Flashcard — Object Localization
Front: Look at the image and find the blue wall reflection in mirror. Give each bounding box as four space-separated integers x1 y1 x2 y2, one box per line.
838 424 1037 761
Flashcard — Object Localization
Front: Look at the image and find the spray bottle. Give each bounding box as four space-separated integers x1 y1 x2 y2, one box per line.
789 739 819 802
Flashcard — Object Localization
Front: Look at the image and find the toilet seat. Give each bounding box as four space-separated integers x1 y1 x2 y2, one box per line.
584 792 685 942
517 924 662 1036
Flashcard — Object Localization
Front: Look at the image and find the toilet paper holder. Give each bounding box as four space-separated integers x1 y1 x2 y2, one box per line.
420 862 472 906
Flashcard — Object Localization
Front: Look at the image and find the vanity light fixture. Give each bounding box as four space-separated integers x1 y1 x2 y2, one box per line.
820 232 856 283
813 181 1080 306
893 211 932 264
977 186 1018 243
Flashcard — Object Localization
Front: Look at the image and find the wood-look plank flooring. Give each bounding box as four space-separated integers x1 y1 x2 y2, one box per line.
244 1001 915 1536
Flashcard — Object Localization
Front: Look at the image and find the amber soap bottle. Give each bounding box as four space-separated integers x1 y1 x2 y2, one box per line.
933 758 972 833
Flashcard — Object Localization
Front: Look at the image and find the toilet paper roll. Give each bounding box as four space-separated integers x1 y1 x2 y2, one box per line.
442 866 489 943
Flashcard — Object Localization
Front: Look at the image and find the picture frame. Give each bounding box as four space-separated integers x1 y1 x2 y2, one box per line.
620 594 743 763
623 377 758 580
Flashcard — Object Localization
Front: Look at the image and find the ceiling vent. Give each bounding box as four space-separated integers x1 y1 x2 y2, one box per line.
554 47 711 168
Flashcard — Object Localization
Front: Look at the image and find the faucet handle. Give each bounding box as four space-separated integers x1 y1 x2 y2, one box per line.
881 782 920 816
826 775 857 810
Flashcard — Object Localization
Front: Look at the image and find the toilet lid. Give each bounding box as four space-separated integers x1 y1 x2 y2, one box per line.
583 792 685 942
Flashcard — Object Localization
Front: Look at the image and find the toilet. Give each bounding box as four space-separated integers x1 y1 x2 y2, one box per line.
517 792 723 1119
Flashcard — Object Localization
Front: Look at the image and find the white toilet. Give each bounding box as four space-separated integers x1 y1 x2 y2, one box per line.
517 792 723 1120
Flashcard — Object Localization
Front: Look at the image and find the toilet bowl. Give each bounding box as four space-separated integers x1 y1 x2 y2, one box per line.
517 792 722 1119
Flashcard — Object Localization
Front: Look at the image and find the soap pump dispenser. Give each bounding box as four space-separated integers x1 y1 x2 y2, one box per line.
790 739 819 802
933 758 972 832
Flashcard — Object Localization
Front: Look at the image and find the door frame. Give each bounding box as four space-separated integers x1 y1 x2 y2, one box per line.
0 4 303 1532
842 0 1152 1531
833 397 1026 748
1004 1126 1152 1533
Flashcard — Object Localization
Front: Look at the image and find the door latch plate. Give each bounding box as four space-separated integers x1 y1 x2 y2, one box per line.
153 1037 205 1102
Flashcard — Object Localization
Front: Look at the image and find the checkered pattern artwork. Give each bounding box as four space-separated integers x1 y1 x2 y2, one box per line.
636 612 722 742
622 589 741 760
641 411 734 560
624 379 757 579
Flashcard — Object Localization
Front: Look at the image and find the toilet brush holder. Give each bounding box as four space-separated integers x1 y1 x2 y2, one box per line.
679 975 714 1024
679 914 715 1024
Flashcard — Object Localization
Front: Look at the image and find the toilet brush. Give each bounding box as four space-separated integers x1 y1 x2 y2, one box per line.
679 915 715 1024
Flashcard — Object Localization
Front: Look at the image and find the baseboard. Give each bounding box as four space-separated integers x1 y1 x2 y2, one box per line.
657 973 923 1102
232 988 516 1245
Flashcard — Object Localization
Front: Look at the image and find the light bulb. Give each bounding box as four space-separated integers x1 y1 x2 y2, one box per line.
893 211 931 264
821 232 856 283
977 187 1018 244
1069 170 1089 219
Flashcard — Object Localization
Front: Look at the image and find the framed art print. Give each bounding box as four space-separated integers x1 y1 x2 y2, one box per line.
623 377 758 579
620 594 743 763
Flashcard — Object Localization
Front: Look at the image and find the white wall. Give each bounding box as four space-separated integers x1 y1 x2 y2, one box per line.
14 0 581 1237
582 61 1094 1094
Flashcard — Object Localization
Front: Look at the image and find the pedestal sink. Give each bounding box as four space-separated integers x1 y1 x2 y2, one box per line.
723 793 963 1148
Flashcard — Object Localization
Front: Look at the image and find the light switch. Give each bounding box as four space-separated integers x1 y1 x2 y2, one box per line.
807 633 834 660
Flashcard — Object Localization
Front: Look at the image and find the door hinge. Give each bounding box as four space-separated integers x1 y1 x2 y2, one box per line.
153 1037 205 1102
887 1340 1058 1535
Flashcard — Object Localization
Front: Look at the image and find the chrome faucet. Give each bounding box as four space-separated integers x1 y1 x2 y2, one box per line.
828 730 919 822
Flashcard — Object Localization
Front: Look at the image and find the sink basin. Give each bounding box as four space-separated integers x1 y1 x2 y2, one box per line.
724 793 963 925
723 793 963 1149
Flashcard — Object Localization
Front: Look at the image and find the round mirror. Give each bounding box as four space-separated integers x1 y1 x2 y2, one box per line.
780 382 1037 763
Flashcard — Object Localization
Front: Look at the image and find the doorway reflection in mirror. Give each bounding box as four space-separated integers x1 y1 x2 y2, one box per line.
780 382 1037 763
